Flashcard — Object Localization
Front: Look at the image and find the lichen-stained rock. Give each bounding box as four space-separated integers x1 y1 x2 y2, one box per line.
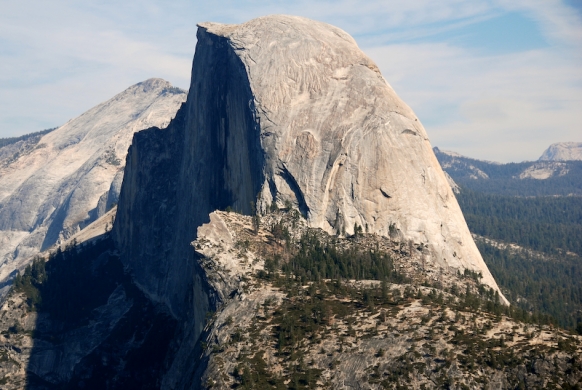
199 16 503 300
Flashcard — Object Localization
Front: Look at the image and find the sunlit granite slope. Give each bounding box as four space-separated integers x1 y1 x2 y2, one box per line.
0 79 186 284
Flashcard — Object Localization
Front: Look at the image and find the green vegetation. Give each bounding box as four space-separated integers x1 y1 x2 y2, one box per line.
231 234 409 388
13 239 123 326
279 232 405 283
457 189 582 226
457 189 582 256
222 230 570 389
259 233 549 326
477 240 582 329
161 86 185 95
448 188 582 330
290 234 551 321
13 258 46 308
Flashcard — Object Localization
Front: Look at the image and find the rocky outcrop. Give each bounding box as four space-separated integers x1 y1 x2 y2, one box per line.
1 208 578 389
202 16 503 294
194 211 582 390
0 79 186 285
444 171 461 194
519 161 570 180
434 147 491 179
114 17 506 337
539 142 582 161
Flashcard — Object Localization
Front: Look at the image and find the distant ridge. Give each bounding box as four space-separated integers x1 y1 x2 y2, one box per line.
539 142 582 161
0 78 186 286
0 127 57 148
434 146 582 196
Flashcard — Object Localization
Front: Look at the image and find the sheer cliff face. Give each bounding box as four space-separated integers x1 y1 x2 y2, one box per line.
113 26 265 326
0 79 186 284
114 14 506 322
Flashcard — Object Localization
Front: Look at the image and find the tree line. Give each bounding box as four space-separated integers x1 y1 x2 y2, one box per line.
457 189 582 256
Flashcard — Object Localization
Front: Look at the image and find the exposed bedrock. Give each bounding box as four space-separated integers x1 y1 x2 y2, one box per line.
113 20 265 386
195 16 504 300
113 15 508 371
0 79 186 289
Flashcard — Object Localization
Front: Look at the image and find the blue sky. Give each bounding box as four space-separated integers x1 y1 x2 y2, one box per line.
1 1 581 162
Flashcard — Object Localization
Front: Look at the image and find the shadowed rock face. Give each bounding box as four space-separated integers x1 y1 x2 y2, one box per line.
114 14 507 353
0 78 186 286
197 16 504 300
113 23 266 384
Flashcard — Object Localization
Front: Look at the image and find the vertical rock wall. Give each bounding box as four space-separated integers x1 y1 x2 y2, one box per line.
0 79 186 286
113 26 264 326
113 17 508 380
197 16 506 301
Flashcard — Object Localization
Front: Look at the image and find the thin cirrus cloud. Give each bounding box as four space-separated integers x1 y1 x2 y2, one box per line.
0 0 580 162
365 1 582 162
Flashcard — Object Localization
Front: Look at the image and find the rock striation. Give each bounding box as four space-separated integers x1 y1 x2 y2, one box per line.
0 79 186 286
115 15 505 314
112 18 508 380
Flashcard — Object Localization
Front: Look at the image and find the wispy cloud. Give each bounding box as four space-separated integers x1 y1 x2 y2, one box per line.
0 0 580 161
364 1 582 161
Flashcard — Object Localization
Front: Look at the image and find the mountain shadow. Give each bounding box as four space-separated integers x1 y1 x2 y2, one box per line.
14 236 181 389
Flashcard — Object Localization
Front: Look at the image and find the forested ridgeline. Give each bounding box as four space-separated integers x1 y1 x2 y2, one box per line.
434 147 582 196
444 180 582 332
0 128 56 149
456 190 582 256
457 190 582 224
257 230 549 327
477 239 582 329
454 175 582 197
